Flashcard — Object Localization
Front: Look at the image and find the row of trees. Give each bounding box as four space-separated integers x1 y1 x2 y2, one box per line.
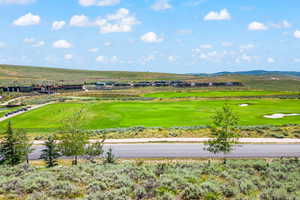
1 104 239 166
0 109 114 167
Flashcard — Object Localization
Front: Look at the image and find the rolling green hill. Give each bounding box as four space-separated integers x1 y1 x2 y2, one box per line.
0 64 194 85
1 64 300 91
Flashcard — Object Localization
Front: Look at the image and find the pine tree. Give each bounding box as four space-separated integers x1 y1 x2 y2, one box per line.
40 136 61 168
0 122 24 165
104 147 116 164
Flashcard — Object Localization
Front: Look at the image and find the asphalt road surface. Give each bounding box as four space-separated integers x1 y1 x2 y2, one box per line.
29 143 300 160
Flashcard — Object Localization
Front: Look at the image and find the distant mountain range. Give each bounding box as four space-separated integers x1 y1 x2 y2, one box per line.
190 70 300 77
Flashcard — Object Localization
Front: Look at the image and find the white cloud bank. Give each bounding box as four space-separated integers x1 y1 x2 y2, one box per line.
13 13 40 26
204 9 231 21
141 32 163 43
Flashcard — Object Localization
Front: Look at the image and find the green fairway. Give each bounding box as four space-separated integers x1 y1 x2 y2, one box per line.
143 90 299 98
1 99 300 133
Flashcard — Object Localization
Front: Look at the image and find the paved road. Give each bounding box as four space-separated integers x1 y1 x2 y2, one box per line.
0 102 54 122
29 143 300 160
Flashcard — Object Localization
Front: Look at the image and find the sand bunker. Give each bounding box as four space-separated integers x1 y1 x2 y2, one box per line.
239 104 249 107
264 113 300 119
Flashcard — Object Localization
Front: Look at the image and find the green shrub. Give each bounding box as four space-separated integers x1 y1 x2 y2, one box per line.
49 181 81 198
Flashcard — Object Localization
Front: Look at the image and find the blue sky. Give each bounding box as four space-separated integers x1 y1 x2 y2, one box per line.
0 0 300 73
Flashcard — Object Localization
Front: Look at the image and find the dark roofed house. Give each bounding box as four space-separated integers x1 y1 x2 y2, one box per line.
153 81 169 87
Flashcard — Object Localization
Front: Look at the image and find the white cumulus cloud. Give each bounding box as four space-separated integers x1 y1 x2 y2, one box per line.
248 21 268 31
271 20 292 29
96 56 105 62
104 41 112 47
141 32 163 43
53 40 72 48
168 56 176 62
32 40 45 47
24 37 35 43
294 30 300 38
13 13 40 26
70 15 90 27
64 54 73 60
199 44 213 49
52 21 65 30
151 0 172 11
23 38 44 47
99 8 139 33
204 9 231 21
79 0 120 7
88 48 99 52
65 8 139 34
267 57 275 63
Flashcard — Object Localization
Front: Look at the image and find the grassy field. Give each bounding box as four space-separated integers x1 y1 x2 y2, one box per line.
0 159 299 199
143 90 299 98
1 99 300 134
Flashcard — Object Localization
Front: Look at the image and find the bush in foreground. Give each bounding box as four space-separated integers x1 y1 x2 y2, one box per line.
0 159 299 199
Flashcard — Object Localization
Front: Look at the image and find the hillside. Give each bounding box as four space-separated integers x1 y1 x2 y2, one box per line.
0 64 194 85
191 70 300 77
1 65 299 91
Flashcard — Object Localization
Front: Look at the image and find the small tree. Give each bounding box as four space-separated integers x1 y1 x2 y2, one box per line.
40 136 61 168
18 129 34 165
85 139 105 163
0 122 27 165
104 147 116 164
205 104 239 163
58 109 89 165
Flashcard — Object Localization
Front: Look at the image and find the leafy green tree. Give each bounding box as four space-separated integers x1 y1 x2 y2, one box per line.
104 147 116 164
40 136 61 167
18 129 34 165
0 122 27 165
205 104 239 163
58 109 89 165
85 139 105 163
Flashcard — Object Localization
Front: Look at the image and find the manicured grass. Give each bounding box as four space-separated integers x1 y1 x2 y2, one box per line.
1 99 300 133
143 90 299 98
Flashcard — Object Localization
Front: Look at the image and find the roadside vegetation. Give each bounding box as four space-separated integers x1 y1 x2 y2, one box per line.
0 158 299 199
